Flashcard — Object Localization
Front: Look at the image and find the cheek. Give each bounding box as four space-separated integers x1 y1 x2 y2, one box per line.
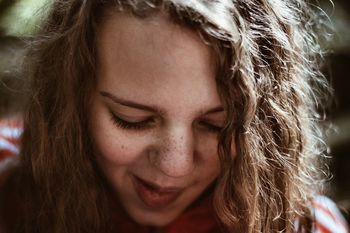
95 133 137 165
197 134 219 159
196 135 221 177
89 107 144 165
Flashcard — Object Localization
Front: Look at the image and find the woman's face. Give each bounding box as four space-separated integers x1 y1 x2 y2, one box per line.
89 13 225 227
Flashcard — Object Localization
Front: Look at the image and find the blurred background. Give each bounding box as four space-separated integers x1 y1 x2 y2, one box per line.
0 0 349 224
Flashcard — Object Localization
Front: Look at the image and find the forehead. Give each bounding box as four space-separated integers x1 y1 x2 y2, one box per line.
96 12 221 114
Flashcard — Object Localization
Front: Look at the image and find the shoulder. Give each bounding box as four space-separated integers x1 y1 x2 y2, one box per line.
312 195 349 233
0 115 22 160
0 115 22 181
0 115 23 233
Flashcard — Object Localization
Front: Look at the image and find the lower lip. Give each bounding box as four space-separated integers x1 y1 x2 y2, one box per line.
133 176 183 209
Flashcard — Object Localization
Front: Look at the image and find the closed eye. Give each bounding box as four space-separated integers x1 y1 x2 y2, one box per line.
109 110 222 133
197 120 223 133
109 110 155 130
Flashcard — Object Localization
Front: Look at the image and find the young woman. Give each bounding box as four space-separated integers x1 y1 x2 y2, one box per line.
0 0 349 232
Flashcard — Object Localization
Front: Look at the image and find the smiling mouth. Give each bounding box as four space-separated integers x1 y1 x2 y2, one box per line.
132 175 184 209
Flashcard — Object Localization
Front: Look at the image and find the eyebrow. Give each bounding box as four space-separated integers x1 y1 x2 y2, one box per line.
99 91 224 115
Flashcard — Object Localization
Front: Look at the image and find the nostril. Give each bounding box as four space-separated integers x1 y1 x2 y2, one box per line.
146 127 196 177
147 146 195 178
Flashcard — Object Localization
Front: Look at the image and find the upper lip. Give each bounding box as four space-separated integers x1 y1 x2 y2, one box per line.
134 175 185 193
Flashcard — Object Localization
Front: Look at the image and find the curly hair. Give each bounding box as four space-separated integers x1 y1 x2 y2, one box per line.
10 0 330 232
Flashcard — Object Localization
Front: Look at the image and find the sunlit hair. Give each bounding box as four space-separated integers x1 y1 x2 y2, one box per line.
12 0 330 232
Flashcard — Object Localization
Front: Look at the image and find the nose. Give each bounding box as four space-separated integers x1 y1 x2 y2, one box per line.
148 126 195 178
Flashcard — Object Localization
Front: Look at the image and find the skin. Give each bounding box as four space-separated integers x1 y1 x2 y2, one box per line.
88 13 225 227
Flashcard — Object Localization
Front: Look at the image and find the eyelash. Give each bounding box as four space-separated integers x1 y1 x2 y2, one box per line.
198 121 223 133
109 111 154 130
109 111 222 133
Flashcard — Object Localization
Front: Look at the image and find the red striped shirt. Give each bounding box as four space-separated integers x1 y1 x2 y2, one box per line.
0 116 22 158
312 196 349 233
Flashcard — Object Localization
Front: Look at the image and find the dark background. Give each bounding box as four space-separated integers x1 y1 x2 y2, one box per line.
0 0 349 223
319 0 350 223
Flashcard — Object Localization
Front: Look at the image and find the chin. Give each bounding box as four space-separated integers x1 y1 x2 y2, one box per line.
126 202 185 227
135 215 175 227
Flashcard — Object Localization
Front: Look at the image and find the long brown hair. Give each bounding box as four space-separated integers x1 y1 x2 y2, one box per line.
11 0 330 232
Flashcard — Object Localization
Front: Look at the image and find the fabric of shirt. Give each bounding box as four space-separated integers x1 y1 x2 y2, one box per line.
0 116 349 233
